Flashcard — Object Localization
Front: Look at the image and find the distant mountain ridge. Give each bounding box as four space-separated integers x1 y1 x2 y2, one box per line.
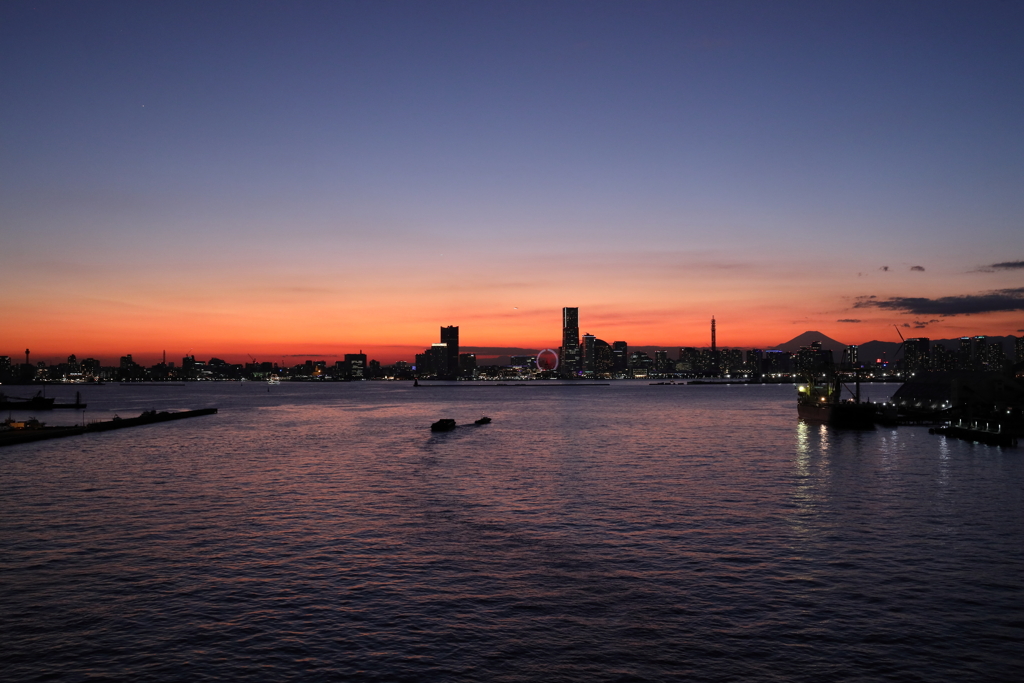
772 331 847 355
774 332 1018 362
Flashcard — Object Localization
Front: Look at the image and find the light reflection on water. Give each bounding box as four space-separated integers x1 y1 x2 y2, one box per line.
1 382 1021 682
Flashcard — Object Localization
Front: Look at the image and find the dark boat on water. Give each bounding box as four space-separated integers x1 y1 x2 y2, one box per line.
0 391 55 410
797 357 875 429
474 416 492 425
0 390 86 410
797 388 876 428
431 418 457 432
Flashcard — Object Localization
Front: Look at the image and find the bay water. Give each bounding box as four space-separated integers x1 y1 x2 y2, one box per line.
1 382 1021 681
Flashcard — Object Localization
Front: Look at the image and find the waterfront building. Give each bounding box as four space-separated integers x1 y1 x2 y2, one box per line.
344 352 367 380
708 316 721 375
611 341 628 373
720 349 743 375
746 349 764 374
628 350 653 377
440 326 459 380
509 355 535 369
459 353 477 378
845 345 859 367
593 339 613 374
763 350 791 374
984 340 1005 370
973 336 988 370
957 337 973 370
654 350 670 374
904 338 930 375
582 333 596 375
931 344 956 371
415 352 431 377
677 347 699 372
794 342 832 375
431 343 449 379
1017 336 1024 364
561 307 580 377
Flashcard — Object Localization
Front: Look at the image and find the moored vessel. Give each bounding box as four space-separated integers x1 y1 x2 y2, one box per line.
797 365 875 429
0 391 56 410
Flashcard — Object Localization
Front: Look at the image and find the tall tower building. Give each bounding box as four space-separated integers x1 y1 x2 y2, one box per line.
440 326 459 380
561 307 580 377
709 316 720 376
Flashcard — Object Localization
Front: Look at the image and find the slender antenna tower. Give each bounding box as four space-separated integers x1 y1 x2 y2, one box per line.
711 317 716 352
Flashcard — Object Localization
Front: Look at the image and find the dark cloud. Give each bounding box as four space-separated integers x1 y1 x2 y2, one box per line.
880 266 889 271
853 288 1024 315
902 323 911 328
910 265 925 271
972 260 1024 273
462 346 540 355
836 318 861 323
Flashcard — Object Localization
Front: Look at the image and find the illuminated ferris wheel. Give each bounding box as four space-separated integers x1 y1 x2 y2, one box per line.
536 348 559 372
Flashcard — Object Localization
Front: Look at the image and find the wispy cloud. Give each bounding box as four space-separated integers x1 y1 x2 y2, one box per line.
910 265 925 272
972 260 1024 273
836 318 861 323
853 288 1024 315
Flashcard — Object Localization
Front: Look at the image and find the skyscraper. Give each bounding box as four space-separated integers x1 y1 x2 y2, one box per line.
581 333 596 375
561 307 580 377
957 337 973 370
440 326 459 380
904 338 930 375
430 343 449 379
612 341 628 373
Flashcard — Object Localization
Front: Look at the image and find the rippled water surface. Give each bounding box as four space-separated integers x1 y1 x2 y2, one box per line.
2 382 1021 682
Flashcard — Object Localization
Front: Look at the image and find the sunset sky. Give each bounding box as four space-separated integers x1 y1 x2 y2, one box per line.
2 1 1022 364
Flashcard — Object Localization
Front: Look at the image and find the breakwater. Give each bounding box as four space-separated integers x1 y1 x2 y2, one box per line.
0 408 217 447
